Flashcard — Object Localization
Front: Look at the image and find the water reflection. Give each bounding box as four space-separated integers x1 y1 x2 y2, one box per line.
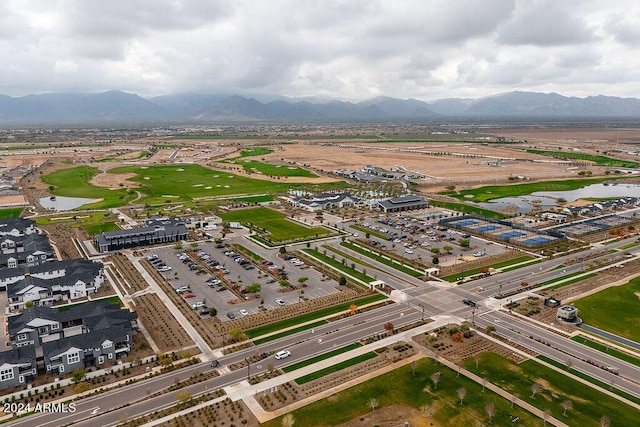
39 196 101 210
476 183 640 214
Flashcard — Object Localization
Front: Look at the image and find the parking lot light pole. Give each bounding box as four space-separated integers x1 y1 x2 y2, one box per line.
418 303 425 321
298 290 301 303
246 358 250 381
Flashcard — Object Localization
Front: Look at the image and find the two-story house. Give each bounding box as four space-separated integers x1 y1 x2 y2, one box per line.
0 346 37 391
2 259 104 311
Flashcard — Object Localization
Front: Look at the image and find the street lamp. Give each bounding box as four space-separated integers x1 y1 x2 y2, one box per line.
499 283 503 297
472 309 476 325
245 358 250 381
298 290 301 303
418 303 425 321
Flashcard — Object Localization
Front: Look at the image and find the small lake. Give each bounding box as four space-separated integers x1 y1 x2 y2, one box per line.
39 196 100 211
477 183 640 214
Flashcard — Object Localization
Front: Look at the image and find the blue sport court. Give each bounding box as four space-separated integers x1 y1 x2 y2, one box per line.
496 231 526 239
522 236 552 245
453 219 479 227
475 224 501 232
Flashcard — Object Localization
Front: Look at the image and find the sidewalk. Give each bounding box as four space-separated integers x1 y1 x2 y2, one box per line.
126 254 215 360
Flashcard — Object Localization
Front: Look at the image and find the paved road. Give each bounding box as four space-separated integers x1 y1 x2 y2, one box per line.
8 303 422 426
475 311 640 398
11 229 640 425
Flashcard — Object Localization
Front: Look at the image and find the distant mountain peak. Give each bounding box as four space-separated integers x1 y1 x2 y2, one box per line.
0 90 639 125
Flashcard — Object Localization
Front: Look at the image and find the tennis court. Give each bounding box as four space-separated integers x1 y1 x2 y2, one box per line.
474 224 502 232
496 230 526 239
522 236 553 245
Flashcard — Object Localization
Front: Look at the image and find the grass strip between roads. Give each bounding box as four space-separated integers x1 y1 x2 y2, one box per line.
283 342 362 373
340 241 424 277
349 224 388 240
245 294 386 338
294 352 378 385
301 248 376 284
440 255 535 282
537 355 640 406
252 320 327 345
571 336 640 368
537 271 597 289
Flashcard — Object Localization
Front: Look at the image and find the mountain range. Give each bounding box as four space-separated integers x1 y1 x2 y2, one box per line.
2 90 640 125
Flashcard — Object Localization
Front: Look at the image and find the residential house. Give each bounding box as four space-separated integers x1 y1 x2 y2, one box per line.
1 259 104 310
0 346 37 390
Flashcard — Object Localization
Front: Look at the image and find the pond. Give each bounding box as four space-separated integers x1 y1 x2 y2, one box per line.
39 196 101 211
476 183 640 214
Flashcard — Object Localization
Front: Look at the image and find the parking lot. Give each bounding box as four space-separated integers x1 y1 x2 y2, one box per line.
144 239 340 322
346 213 504 267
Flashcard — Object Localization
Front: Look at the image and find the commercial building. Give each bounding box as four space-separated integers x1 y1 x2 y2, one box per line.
377 195 429 212
94 217 188 252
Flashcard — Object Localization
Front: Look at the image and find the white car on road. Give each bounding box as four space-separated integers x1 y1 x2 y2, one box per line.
275 350 291 360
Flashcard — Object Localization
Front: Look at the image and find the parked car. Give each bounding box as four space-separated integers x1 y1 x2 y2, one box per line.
226 312 235 319
184 293 196 298
239 309 249 316
192 301 204 309
462 299 477 307
275 350 291 360
175 285 189 293
158 266 172 272
275 299 286 306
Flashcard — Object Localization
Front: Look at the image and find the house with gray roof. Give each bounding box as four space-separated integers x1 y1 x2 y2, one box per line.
43 326 133 374
0 218 37 237
8 301 137 348
377 195 429 212
291 192 364 211
0 232 53 269
1 259 104 311
0 346 37 390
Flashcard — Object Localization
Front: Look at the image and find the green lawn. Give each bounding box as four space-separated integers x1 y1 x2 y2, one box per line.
107 164 294 205
301 248 376 284
452 177 624 202
0 208 23 219
572 277 640 342
263 357 541 427
571 336 640 368
283 343 362 373
252 320 327 345
245 294 386 338
467 352 638 426
295 352 378 384
35 211 118 234
234 160 318 177
41 166 136 209
546 272 598 290
527 149 638 168
219 207 330 242
428 200 510 219
84 222 120 236
440 255 535 282
340 242 424 277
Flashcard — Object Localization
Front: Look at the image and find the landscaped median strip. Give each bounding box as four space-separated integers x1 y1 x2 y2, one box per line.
299 248 375 286
340 241 425 278
245 294 387 339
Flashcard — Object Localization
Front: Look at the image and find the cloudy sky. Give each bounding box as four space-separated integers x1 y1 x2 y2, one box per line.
3 0 640 101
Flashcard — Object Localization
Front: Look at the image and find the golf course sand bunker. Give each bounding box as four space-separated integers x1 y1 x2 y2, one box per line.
90 171 139 189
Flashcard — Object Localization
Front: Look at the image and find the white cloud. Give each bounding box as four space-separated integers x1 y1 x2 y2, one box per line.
1 0 640 100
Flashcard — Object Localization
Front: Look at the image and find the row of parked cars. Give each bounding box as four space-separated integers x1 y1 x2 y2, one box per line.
147 254 172 272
